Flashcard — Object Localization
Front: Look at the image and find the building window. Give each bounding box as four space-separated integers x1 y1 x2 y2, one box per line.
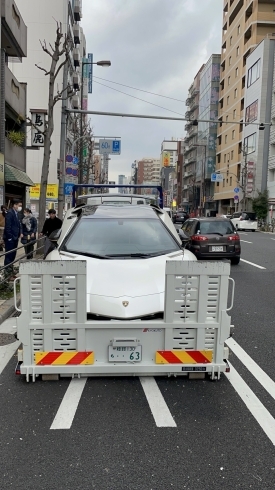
247 59 261 87
233 109 236 119
244 133 256 153
230 36 232 45
231 150 234 160
225 134 228 143
226 115 229 122
223 179 225 187
236 46 239 56
237 25 240 35
228 76 231 86
230 176 232 186
235 67 239 77
234 88 237 98
232 129 235 139
227 96 230 105
224 154 227 163
245 100 258 124
229 56 232 66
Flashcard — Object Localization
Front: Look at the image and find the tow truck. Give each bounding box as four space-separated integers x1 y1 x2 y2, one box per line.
9 185 235 381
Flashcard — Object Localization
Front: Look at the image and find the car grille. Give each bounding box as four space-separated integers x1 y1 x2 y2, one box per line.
87 312 164 321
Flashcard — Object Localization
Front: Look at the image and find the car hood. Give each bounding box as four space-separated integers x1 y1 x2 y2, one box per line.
47 249 196 318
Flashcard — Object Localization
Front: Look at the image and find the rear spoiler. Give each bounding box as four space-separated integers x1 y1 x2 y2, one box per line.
72 184 164 208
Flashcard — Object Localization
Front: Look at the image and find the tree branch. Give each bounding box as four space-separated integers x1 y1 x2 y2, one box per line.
53 53 70 82
26 116 46 135
35 63 50 76
39 39 53 58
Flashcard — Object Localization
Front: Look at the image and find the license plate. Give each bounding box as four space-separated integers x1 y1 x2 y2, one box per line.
211 246 224 252
108 345 142 362
182 367 207 372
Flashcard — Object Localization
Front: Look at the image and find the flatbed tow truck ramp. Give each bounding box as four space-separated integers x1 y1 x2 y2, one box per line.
12 260 234 381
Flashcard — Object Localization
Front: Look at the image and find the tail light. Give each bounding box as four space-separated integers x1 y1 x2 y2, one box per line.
191 235 208 241
228 234 239 241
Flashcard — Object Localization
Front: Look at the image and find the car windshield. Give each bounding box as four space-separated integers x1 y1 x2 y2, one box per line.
62 217 180 257
198 220 235 235
243 212 256 220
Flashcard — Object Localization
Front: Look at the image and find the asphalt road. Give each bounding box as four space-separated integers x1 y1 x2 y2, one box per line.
1 230 275 490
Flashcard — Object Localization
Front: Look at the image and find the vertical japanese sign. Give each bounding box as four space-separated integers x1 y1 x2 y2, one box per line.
88 53 93 93
31 110 46 146
0 153 4 206
82 57 88 110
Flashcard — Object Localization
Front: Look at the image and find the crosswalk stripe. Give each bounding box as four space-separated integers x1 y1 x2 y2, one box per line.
225 363 275 446
226 338 275 401
139 377 176 428
50 378 87 430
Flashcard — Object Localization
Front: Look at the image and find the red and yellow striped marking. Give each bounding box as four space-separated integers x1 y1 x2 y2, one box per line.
35 352 94 365
156 350 213 364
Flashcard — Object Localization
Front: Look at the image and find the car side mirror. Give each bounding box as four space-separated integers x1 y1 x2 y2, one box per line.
176 228 190 246
48 228 61 242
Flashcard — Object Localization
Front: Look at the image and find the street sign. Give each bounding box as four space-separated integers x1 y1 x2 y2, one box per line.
64 183 74 195
211 173 223 182
99 139 121 155
234 187 240 193
234 195 239 202
73 156 79 164
66 154 73 163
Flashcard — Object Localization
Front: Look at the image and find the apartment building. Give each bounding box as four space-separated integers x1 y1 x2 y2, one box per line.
197 54 221 216
176 140 184 208
136 158 161 196
183 66 204 213
160 140 178 204
11 0 83 212
215 0 275 213
1 0 32 206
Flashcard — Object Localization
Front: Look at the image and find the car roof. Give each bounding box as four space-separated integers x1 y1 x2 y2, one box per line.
187 217 230 221
79 193 149 199
80 204 160 219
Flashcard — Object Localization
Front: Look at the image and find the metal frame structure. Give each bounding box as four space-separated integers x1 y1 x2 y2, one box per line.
72 184 164 207
13 260 234 382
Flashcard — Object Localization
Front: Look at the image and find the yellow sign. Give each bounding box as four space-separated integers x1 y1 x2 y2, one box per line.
0 153 4 186
162 152 170 167
30 183 58 200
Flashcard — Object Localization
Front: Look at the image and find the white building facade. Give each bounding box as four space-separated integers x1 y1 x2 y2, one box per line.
242 39 274 212
10 0 84 212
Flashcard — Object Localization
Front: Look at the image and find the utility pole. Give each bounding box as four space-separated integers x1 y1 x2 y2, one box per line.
57 61 68 218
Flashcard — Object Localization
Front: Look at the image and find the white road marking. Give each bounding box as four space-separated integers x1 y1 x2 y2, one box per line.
50 378 87 430
239 232 248 235
271 238 275 241
226 338 275 401
225 363 275 446
0 318 20 375
139 377 177 428
240 240 252 244
240 258 266 270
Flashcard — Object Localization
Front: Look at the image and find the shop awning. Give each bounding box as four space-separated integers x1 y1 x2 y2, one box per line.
5 164 34 186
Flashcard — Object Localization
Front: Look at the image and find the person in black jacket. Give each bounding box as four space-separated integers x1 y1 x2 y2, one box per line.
20 208 37 259
40 209 62 258
3 199 22 278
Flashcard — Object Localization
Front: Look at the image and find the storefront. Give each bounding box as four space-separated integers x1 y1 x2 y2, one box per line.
4 164 34 207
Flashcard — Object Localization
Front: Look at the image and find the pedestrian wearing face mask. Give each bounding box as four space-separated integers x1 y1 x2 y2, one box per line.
20 208 37 259
3 200 22 278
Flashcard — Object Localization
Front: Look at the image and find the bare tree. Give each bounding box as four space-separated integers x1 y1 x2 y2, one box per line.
31 22 74 229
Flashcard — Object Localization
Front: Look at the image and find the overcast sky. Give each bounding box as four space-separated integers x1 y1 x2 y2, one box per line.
81 0 223 182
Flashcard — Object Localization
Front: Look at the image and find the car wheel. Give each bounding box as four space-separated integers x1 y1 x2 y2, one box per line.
252 229 255 232
231 257 240 265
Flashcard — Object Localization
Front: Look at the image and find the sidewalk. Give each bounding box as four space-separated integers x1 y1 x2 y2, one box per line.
0 247 25 324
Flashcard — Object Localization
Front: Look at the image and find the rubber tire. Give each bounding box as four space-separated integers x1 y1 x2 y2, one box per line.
252 229 255 232
231 257 240 265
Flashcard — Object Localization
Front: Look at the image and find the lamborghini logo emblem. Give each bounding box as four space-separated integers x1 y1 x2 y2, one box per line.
122 301 129 307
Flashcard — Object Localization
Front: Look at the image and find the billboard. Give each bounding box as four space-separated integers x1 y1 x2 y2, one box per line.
30 184 58 200
88 53 93 93
162 152 170 167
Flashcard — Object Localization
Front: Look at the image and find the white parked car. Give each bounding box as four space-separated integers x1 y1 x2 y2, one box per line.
231 211 257 231
47 204 196 320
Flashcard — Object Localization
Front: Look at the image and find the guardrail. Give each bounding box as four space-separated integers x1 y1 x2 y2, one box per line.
0 236 45 286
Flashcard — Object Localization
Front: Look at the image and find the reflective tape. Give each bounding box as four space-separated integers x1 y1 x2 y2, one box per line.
35 352 94 365
155 350 213 364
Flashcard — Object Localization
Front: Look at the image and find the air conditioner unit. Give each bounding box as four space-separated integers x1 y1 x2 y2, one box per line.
74 0 82 21
73 24 80 45
73 47 80 67
73 72 80 91
72 94 79 109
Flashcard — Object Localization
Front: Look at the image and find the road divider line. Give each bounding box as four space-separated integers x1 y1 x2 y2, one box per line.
226 338 275 401
50 378 87 430
225 363 275 446
139 377 176 428
240 240 252 244
240 258 266 269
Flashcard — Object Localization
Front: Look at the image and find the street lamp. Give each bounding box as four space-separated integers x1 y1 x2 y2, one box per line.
79 59 111 185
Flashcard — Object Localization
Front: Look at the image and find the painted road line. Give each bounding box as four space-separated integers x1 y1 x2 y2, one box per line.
50 378 87 430
240 240 252 244
225 363 275 446
240 258 266 270
271 239 275 241
226 338 275 401
139 377 177 428
0 342 20 375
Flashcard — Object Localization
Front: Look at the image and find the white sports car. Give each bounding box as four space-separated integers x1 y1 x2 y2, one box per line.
47 204 197 320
